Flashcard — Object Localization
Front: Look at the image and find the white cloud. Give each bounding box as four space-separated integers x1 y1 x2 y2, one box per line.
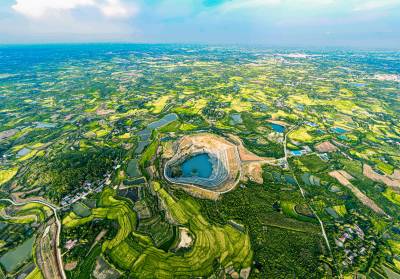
353 0 400 11
99 0 138 18
12 0 94 18
12 0 137 19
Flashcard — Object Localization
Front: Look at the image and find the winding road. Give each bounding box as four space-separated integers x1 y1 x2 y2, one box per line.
0 198 66 279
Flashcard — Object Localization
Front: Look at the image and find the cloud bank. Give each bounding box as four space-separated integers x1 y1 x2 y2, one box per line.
12 0 137 19
1 0 399 47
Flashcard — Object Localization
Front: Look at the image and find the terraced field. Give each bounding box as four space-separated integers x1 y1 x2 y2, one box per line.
62 183 252 278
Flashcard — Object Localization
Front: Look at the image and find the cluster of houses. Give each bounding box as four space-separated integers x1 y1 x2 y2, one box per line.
60 172 112 208
334 224 371 266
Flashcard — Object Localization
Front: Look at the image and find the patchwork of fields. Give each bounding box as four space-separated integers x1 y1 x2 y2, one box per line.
0 45 399 278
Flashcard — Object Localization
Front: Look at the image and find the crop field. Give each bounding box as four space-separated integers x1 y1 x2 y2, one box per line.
295 155 329 173
281 201 317 223
195 180 326 277
0 202 52 225
25 268 43 279
289 127 314 142
62 183 252 277
137 213 176 247
1 44 400 278
0 167 18 186
149 96 172 114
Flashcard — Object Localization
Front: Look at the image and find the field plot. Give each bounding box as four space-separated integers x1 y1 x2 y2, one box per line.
329 170 386 215
63 184 252 278
1 45 400 278
196 180 326 278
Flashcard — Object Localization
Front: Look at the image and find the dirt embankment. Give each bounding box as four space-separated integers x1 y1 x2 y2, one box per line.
242 163 264 184
314 141 337 153
164 133 270 199
363 164 400 188
329 170 386 216
176 227 193 249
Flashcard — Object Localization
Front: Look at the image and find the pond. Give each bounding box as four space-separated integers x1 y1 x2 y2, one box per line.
126 159 141 178
230 113 243 125
147 113 178 130
331 127 348 134
36 122 56 128
0 236 35 273
269 123 285 133
135 141 150 154
354 83 366 87
135 113 178 153
290 150 302 156
181 153 213 178
17 148 31 157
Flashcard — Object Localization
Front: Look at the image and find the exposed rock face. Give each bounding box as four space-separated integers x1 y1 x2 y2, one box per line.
163 133 271 199
164 133 239 195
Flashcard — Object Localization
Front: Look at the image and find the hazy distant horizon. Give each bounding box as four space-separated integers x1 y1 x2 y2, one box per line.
0 42 399 52
1 0 399 48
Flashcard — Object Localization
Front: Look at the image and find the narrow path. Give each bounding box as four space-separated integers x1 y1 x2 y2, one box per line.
0 198 66 279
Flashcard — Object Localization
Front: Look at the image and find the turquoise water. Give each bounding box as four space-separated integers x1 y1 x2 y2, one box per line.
290 150 302 156
270 123 285 133
181 154 213 178
332 127 347 134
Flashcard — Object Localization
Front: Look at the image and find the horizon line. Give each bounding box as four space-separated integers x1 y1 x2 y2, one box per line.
0 42 398 52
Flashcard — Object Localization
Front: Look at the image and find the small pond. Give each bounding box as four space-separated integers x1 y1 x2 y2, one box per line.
181 153 213 178
354 83 366 87
135 141 150 154
136 113 178 152
331 127 348 134
17 148 31 157
230 113 243 125
36 122 57 128
147 113 178 130
126 159 141 178
270 123 285 133
0 236 35 273
290 150 302 156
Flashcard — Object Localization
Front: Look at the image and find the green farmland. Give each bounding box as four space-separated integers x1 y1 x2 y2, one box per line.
62 184 252 277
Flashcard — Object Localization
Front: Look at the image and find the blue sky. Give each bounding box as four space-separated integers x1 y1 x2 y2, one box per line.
0 0 399 48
